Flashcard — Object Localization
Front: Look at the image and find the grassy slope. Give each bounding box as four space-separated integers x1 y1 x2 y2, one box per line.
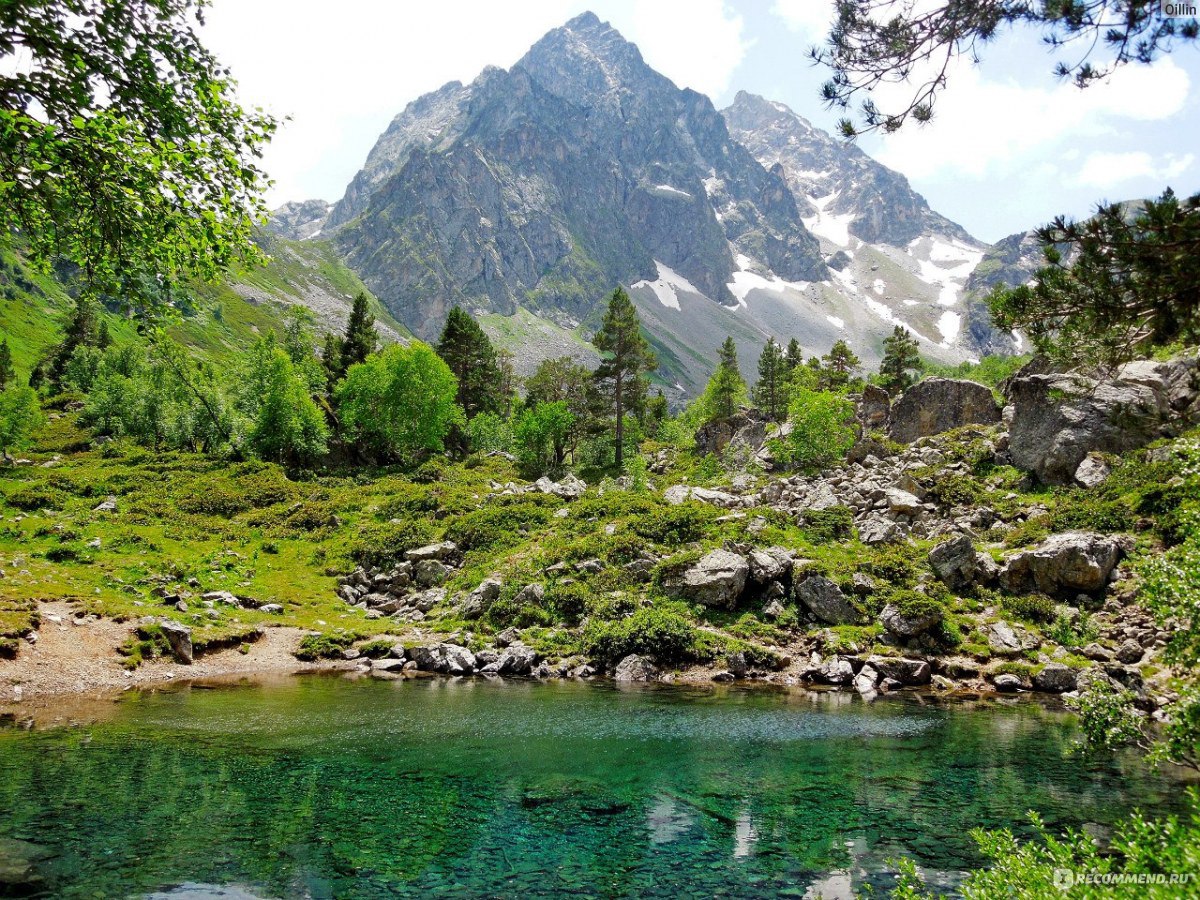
1 389 1190 680
0 236 404 380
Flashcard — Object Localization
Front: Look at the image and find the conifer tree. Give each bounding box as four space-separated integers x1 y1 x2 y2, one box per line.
321 332 342 394
708 336 746 422
436 306 504 419
338 292 378 376
785 337 803 371
592 287 656 470
0 339 14 391
754 337 788 422
821 339 861 390
878 326 922 396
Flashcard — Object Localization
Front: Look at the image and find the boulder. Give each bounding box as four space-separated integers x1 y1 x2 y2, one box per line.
410 643 476 675
1032 663 1078 694
534 474 587 500
513 583 545 606
485 642 537 676
880 603 941 639
929 534 997 591
867 655 931 685
859 384 891 428
999 532 1122 595
695 409 768 457
614 654 658 682
993 673 1023 692
1115 639 1144 665
1006 352 1200 484
413 559 451 588
667 549 749 608
854 664 880 695
460 578 503 619
405 541 458 563
796 576 865 625
986 621 1025 655
0 837 51 896
884 488 922 516
748 547 795 584
887 378 1001 444
158 619 193 664
663 485 741 508
1074 454 1112 489
810 655 855 685
857 515 906 545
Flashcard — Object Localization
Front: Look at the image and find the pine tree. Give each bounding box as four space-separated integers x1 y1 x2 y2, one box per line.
785 337 803 371
50 295 99 383
339 292 378 376
321 332 342 394
96 318 111 350
753 338 787 421
821 339 861 390
878 326 922 396
592 287 656 470
436 306 504 419
707 336 746 422
0 339 14 391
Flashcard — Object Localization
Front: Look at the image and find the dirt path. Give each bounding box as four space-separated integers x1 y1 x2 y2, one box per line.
0 600 351 706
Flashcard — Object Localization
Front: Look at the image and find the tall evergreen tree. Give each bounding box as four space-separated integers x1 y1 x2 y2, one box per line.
592 287 656 470
707 336 746 422
436 306 504 419
321 332 342 394
339 292 378 376
785 337 803 371
50 295 100 383
821 339 861 390
754 337 788 422
0 339 14 391
878 326 922 396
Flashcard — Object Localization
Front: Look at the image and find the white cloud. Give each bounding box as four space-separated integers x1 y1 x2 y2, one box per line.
202 0 750 205
770 0 834 39
1069 151 1196 189
867 57 1192 181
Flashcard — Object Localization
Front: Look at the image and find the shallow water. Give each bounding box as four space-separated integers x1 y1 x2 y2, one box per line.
0 675 1189 898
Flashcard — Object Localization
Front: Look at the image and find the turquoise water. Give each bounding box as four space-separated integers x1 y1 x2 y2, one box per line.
0 675 1189 898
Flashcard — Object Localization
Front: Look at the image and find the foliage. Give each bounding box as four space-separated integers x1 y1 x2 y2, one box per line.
294 631 357 661
592 287 656 470
582 605 697 665
513 401 575 476
816 0 1199 136
336 342 463 464
802 506 854 544
0 338 13 390
780 386 855 472
0 0 276 310
466 411 513 455
245 345 328 465
989 191 1200 366
820 339 860 390
878 326 921 396
338 292 379 377
437 306 506 419
754 337 788 422
0 385 44 454
697 337 747 424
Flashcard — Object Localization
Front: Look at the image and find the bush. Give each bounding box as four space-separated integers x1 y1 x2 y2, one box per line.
349 518 438 567
802 506 854 543
630 502 718 545
358 638 396 659
1001 592 1057 624
5 484 68 511
781 387 855 472
544 581 591 623
582 606 697 665
295 631 357 661
444 497 556 552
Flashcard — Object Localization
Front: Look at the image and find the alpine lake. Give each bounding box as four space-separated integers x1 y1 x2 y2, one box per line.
0 674 1192 898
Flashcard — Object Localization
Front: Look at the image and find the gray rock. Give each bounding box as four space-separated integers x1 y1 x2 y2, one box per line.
371 657 408 673
667 549 749 608
93 496 118 513
854 663 880 695
762 599 787 620
535 474 587 500
514 583 545 605
259 603 283 615
999 532 1122 595
695 410 768 457
460 577 503 619
727 650 749 677
1115 639 1144 664
405 541 458 563
495 627 521 648
1006 353 1200 484
748 546 795 584
663 485 742 508
410 588 445 613
880 602 941 639
413 558 451 588
1032 663 1078 693
993 673 1023 692
857 514 906 545
158 619 193 665
887 378 1001 444
929 534 997 591
884 488 922 516
0 837 51 895
410 643 476 675
1074 454 1112 488
986 621 1024 655
867 655 931 685
811 655 855 685
487 642 538 676
797 576 864 625
614 654 658 682
859 384 891 428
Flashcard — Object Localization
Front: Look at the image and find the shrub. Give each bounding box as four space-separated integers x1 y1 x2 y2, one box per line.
444 498 555 552
6 484 67 511
802 506 854 544
294 631 357 661
630 502 717 545
1001 592 1057 624
582 606 697 665
925 472 982 507
358 638 396 659
544 581 591 623
781 387 856 472
349 518 438 567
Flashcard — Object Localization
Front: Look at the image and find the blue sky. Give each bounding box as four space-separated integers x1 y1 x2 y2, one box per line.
204 0 1200 244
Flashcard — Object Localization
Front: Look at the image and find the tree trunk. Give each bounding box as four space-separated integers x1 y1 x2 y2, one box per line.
614 370 624 470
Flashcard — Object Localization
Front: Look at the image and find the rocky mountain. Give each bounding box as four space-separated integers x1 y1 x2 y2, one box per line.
272 12 1026 394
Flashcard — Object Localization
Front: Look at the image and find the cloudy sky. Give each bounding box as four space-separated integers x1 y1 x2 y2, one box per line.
203 0 1200 243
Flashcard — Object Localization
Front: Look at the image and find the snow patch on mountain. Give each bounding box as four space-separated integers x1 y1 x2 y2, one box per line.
633 261 703 310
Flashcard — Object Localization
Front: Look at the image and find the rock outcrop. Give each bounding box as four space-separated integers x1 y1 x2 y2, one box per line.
1006 352 1200 484
999 532 1123 596
887 378 1001 443
666 550 749 608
